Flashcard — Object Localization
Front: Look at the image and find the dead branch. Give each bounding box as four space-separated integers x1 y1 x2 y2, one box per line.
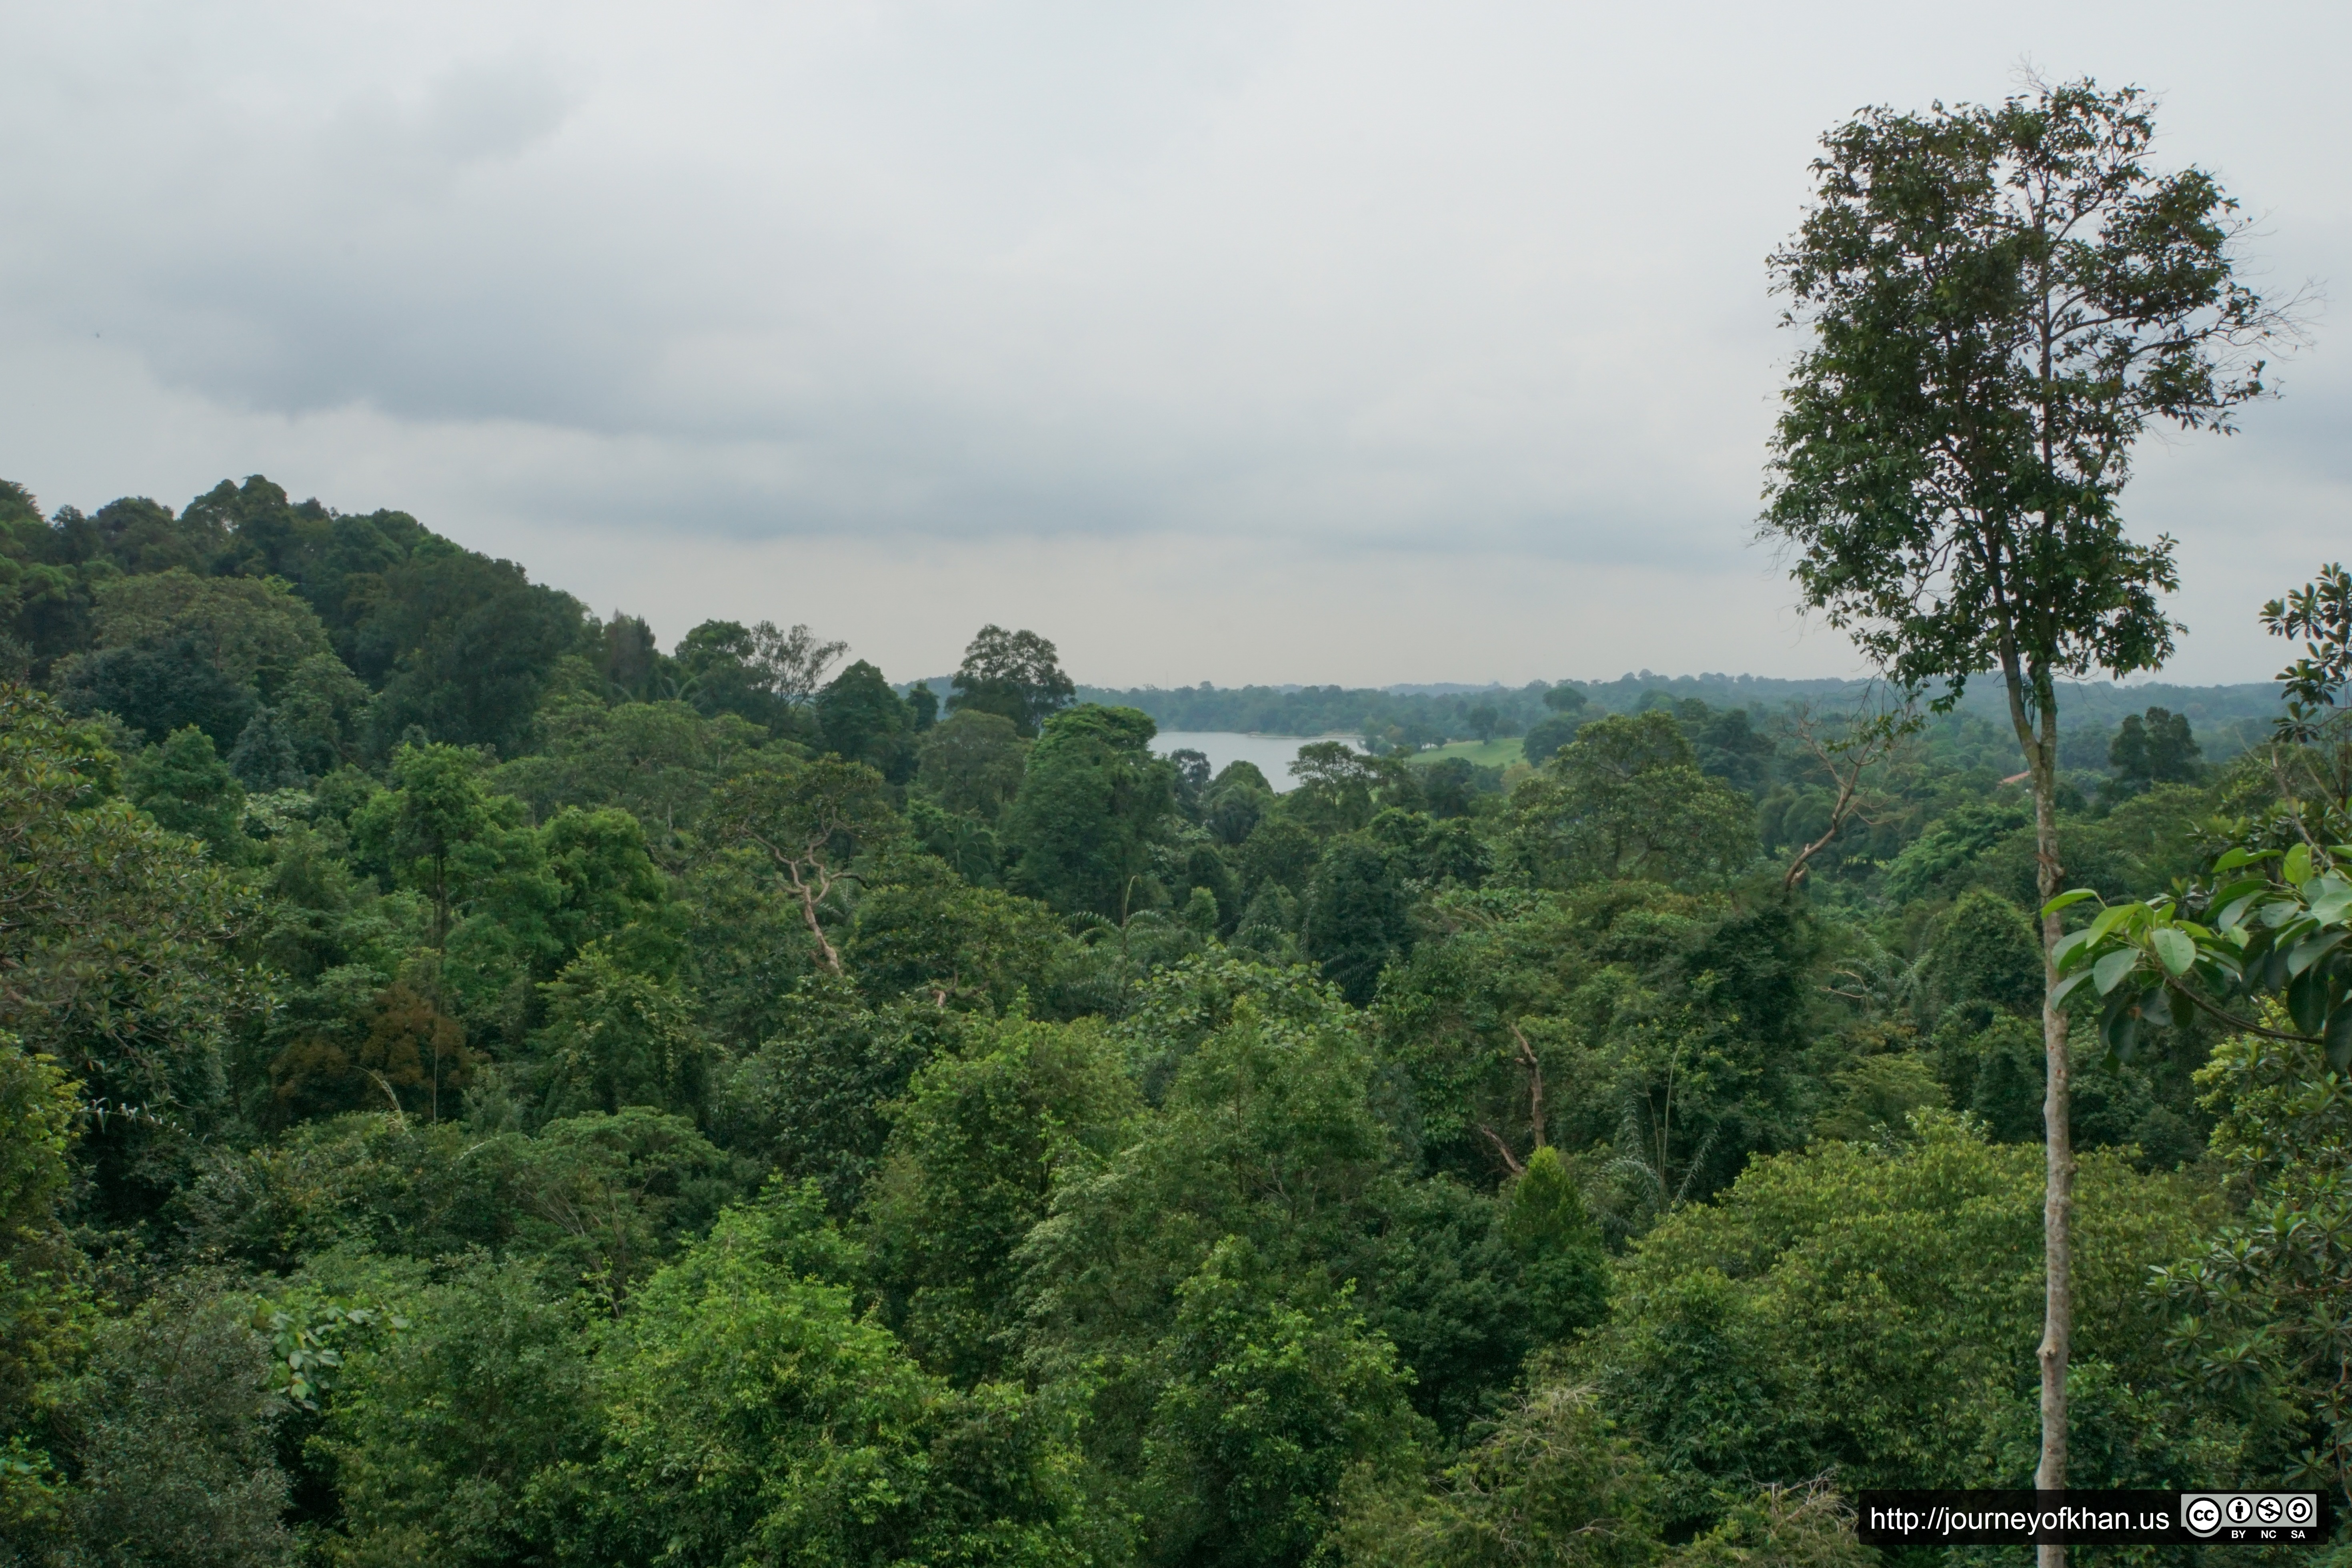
1782 701 1919 889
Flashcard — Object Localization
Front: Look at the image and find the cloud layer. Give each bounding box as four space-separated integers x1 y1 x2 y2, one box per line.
3 0 2344 684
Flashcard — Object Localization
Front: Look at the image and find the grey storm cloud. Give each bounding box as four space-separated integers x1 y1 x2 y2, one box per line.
1 0 2345 684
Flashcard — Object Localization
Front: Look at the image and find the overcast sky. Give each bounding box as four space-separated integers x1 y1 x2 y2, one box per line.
2 1 2342 687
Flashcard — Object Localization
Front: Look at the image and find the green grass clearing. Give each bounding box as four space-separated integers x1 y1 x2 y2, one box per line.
1401 737 1526 769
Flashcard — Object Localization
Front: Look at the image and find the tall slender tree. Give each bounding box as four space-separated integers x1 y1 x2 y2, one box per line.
1759 77 2295 1533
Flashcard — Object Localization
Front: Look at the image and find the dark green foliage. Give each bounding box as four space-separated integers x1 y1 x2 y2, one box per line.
19 1281 296 1567
1005 705 1175 917
1303 834 1410 1005
1417 756 1497 817
87 570 332 701
56 635 260 745
127 725 247 858
1500 1146 1609 1340
2107 704 2202 792
817 657 915 781
1638 698 1779 797
227 706 305 791
1331 1384 1663 1568
491 697 770 857
530 946 711 1121
916 708 1028 821
1139 1236 1426 1568
1544 683 1589 714
1878 799 2030 905
1112 954 1353 1106
506 1109 744 1300
2159 1031 2352 1496
904 680 938 731
557 1186 1085 1567
1362 1162 1605 1439
1933 1015 2046 1142
675 848 820 1051
845 856 1073 1013
1168 747 1212 818
711 977 964 1212
1019 998 1398 1392
672 619 788 732
1506 713 1756 888
359 553 590 757
350 741 500 943
705 752 899 973
14 473 595 763
1236 812 1320 898
1173 843 1241 933
0 692 248 1219
1285 742 1405 835
1921 889 2041 1026
311 1255 594 1566
1202 760 1273 845
1031 999 1497 1486
864 1016 1139 1383
275 653 370 775
1377 885 1816 1204
597 611 661 699
949 624 1076 737
172 1109 740 1290
1576 1117 2218 1532
1368 806 1489 888
0 1036 82 1442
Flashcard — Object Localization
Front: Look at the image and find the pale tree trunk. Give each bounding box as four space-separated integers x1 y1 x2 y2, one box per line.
2003 652 2072 1568
2028 270 2074 1568
791 871 843 973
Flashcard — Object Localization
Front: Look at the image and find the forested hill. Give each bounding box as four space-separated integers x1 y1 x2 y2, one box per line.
1087 673 2284 758
0 470 2344 1564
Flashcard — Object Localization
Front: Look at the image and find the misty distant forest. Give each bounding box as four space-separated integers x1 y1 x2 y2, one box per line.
4 78 2351 1568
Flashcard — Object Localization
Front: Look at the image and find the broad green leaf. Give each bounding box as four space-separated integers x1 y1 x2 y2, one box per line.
2093 947 2140 995
2100 990 2141 1061
2211 875 2274 909
2289 965 2330 1036
2150 927 2196 977
2307 890 2352 927
2326 1007 2352 1072
2088 903 2135 945
2052 971 2093 1006
2286 929 2347 977
2284 843 2314 886
2041 888 2100 917
2215 893 2264 932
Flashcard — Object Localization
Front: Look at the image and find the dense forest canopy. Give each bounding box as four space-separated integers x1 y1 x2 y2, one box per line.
0 459 2346 1567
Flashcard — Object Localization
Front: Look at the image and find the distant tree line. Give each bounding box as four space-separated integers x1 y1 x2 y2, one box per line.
1085 672 2284 765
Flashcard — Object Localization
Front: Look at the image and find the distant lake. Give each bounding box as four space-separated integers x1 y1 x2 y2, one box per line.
1151 731 1359 793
